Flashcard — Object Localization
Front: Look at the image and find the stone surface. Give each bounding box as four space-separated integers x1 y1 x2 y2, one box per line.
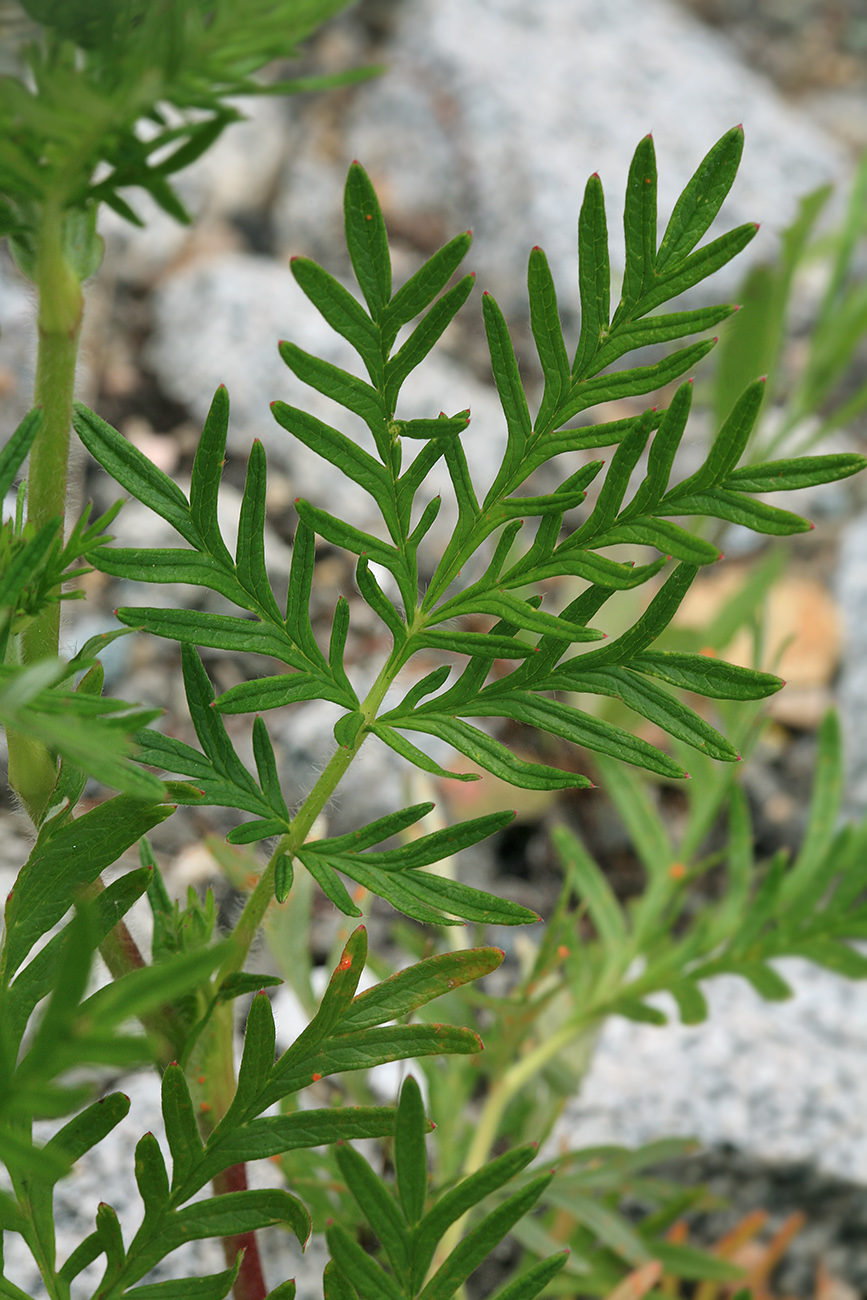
836 510 867 816
558 956 867 1184
273 0 850 317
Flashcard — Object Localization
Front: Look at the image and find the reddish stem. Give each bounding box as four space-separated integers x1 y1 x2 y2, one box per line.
214 1162 267 1300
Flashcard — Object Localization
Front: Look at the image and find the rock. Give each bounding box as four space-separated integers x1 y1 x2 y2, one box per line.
273 0 850 319
0 258 37 433
836 511 867 815
556 956 867 1182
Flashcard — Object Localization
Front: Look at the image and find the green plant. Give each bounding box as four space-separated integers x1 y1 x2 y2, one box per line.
0 7 864 1300
712 146 867 458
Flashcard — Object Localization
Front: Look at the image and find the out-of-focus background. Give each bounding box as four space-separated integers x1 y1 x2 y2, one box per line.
3 1 867 1294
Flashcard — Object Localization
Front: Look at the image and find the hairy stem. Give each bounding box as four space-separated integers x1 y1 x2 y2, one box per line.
6 202 82 823
214 1163 268 1300
189 998 268 1300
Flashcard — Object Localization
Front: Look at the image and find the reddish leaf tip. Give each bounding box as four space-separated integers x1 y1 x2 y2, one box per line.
483 289 491 297
759 375 768 384
683 772 691 780
736 754 743 762
753 221 761 231
469 270 477 279
736 122 745 132
809 520 816 530
733 303 743 312
644 131 653 140
591 171 600 179
532 244 542 252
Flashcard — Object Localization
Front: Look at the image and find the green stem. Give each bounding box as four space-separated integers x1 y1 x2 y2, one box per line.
433 1019 600 1286
187 1000 268 1300
6 201 83 824
27 200 83 657
218 652 400 985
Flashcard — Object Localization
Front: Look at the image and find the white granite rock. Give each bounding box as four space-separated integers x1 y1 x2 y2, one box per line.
273 0 850 316
558 958 867 1184
836 510 867 818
